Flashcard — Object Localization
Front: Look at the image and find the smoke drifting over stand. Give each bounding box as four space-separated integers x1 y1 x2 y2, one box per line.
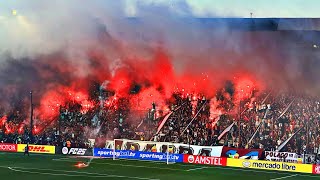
1 1 320 133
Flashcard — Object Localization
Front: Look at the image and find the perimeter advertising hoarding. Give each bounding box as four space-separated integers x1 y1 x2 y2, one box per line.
313 165 320 174
93 148 183 162
56 147 93 156
0 143 17 152
183 154 227 166
221 147 263 159
227 158 313 174
17 144 55 154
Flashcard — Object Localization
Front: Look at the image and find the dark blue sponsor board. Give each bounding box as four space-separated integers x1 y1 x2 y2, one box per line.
93 148 183 163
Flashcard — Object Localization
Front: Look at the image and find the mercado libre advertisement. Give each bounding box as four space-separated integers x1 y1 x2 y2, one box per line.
227 158 313 174
17 144 55 154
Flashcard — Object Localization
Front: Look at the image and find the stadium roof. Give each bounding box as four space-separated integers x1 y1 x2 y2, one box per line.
127 18 320 31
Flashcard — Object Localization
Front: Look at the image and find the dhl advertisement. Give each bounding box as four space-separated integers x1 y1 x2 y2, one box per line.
17 144 55 154
227 158 313 174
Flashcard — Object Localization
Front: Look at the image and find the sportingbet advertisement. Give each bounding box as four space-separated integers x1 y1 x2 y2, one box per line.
93 148 183 162
227 158 313 174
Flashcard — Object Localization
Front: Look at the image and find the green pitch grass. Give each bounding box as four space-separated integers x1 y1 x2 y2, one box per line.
0 152 319 180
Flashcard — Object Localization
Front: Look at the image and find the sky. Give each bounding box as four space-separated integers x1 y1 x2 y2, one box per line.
1 0 320 18
184 0 320 18
0 0 319 59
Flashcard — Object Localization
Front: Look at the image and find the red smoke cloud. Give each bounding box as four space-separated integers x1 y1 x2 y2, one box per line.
0 30 269 135
38 86 94 120
31 47 261 128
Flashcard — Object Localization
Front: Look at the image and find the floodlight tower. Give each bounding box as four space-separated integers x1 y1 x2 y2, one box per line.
30 91 34 143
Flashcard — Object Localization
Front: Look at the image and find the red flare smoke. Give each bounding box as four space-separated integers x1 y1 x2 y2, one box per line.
2 47 263 135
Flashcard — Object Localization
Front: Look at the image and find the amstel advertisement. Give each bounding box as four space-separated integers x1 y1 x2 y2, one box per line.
17 144 55 154
227 158 313 174
183 154 227 166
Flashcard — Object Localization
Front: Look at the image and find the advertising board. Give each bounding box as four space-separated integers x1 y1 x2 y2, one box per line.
17 144 55 154
227 158 313 174
93 148 183 162
183 154 226 166
313 165 320 174
0 143 17 152
57 147 93 156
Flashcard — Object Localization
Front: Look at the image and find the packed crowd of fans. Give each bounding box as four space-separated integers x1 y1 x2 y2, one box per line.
1 90 320 157
156 92 320 156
